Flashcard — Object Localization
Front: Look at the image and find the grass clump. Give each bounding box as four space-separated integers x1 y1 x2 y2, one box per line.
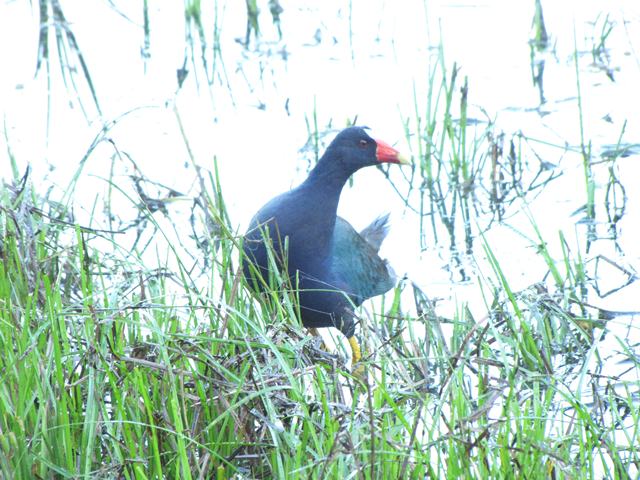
1 159 638 479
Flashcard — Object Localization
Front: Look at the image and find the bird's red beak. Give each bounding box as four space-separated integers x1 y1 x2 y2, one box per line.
375 139 411 165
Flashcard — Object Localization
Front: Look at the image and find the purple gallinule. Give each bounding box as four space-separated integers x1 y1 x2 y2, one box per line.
242 126 409 371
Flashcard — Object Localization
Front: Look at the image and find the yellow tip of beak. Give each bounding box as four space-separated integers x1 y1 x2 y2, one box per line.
396 152 412 165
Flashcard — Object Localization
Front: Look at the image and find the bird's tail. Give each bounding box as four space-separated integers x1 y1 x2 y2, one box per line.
358 213 391 252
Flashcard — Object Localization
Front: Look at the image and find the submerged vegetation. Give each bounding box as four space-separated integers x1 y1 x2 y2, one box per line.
1 1 638 479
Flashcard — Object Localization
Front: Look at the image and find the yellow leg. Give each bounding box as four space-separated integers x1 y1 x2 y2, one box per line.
348 336 366 378
348 336 362 364
309 331 365 377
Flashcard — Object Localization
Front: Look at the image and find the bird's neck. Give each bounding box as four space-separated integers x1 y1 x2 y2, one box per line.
292 157 353 262
302 154 353 196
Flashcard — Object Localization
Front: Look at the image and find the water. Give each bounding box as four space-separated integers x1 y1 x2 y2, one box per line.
1 0 639 474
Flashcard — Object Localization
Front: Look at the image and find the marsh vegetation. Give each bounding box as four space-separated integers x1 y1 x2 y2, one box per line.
0 1 638 478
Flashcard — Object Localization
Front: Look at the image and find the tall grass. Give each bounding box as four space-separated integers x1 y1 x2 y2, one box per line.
573 26 596 231
399 43 557 279
1 142 638 478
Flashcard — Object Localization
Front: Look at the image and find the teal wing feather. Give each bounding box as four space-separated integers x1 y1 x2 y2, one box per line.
330 215 396 305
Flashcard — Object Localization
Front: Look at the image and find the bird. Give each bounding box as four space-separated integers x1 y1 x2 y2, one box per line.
242 126 409 372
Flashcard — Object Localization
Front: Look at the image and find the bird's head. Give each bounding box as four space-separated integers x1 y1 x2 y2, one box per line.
325 126 410 172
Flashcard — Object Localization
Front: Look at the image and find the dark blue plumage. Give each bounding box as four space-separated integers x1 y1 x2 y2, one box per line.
242 127 408 367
